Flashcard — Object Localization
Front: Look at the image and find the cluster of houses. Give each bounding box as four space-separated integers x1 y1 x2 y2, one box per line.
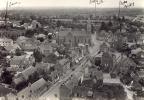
0 17 93 100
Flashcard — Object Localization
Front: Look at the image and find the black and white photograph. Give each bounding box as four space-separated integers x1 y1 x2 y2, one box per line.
0 0 143 100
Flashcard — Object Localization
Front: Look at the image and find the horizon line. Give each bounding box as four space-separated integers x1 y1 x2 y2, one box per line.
1 6 144 10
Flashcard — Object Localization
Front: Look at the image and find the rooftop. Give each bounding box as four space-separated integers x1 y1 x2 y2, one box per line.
21 66 36 80
103 74 121 84
17 78 47 97
0 38 13 42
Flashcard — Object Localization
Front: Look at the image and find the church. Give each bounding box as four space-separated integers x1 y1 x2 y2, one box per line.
56 18 92 48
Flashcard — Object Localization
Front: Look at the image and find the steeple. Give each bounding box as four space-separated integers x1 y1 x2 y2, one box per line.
87 17 92 34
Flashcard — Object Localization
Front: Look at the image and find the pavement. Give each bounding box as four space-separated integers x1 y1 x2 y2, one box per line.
89 32 103 56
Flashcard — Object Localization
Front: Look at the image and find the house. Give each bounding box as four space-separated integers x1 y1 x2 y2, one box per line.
71 86 93 99
13 66 37 87
4 43 21 54
110 35 127 50
31 20 41 29
12 21 21 27
16 78 48 100
134 96 144 100
39 44 54 56
16 36 28 44
10 55 27 68
20 66 37 81
85 67 103 81
10 55 34 71
6 93 17 100
0 29 25 39
0 84 13 97
50 70 59 82
101 52 114 73
131 48 143 55
115 55 137 75
103 74 121 85
138 70 144 78
64 75 79 91
55 59 70 75
127 31 141 43
136 51 144 65
21 23 30 30
96 30 107 41
35 34 46 39
35 62 54 75
0 38 13 47
59 75 79 100
18 38 40 51
59 84 71 100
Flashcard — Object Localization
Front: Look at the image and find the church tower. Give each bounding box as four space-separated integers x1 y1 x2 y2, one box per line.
87 17 92 34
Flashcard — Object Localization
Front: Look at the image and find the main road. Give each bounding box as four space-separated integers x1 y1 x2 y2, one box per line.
39 32 102 100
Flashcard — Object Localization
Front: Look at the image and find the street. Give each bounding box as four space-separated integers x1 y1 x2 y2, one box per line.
39 33 101 100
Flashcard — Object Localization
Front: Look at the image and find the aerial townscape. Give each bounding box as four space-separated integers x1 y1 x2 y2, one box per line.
0 0 144 100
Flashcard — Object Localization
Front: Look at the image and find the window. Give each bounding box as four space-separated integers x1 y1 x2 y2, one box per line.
54 94 57 97
22 95 24 98
30 90 32 93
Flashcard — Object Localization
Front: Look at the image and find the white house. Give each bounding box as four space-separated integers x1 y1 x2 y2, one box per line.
0 38 13 47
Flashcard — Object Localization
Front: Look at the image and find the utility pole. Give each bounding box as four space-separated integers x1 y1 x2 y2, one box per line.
89 0 104 19
118 0 121 19
95 1 97 18
4 1 9 28
4 0 20 30
118 0 135 32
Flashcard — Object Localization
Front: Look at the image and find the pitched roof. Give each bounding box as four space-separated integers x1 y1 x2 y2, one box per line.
131 48 143 54
0 38 13 42
59 84 71 97
21 66 36 80
18 38 40 50
35 62 54 70
4 43 21 52
58 59 69 66
138 71 144 78
72 86 92 97
117 55 137 68
17 78 47 97
10 55 26 65
103 74 121 84
0 84 13 96
64 75 79 90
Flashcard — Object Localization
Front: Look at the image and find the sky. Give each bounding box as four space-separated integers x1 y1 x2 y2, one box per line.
0 0 144 9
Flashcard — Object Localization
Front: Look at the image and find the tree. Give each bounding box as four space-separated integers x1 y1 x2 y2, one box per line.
122 16 125 22
1 69 13 84
95 57 101 66
15 80 28 91
37 37 44 42
15 48 23 56
25 29 35 38
20 20 25 25
91 25 95 34
28 71 39 84
108 21 113 27
99 22 108 31
33 49 43 63
113 15 117 21
43 53 58 64
56 20 62 28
